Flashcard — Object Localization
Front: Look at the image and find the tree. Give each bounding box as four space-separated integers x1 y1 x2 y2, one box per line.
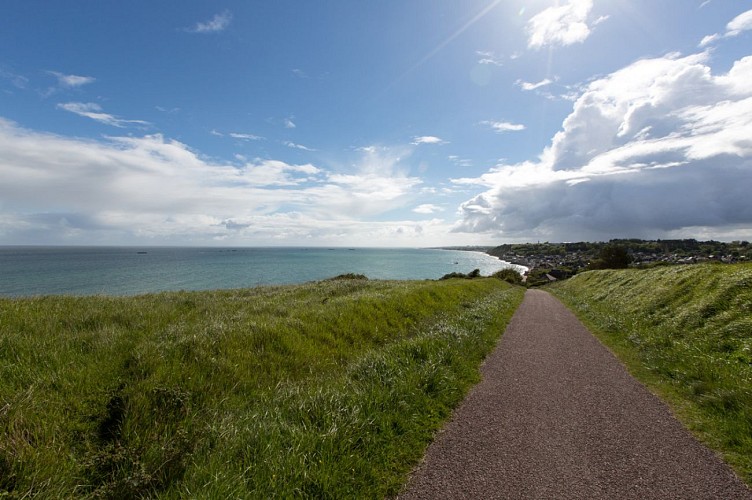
590 244 632 269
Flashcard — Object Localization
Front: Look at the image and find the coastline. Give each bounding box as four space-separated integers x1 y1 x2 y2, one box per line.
1 247 515 298
436 247 529 275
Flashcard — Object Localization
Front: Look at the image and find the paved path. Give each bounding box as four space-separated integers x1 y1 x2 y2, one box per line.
399 289 751 499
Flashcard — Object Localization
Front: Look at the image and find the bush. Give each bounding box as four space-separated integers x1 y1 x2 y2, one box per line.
439 269 482 280
325 273 368 281
492 268 523 285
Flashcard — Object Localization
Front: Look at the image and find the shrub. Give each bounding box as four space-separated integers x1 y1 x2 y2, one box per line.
324 273 368 281
492 268 523 285
439 269 482 280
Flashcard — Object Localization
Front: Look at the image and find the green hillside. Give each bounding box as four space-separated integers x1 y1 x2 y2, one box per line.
0 278 524 498
550 263 752 484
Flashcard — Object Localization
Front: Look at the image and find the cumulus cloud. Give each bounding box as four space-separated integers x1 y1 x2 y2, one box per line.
57 102 149 128
700 9 752 46
453 52 752 241
412 136 447 145
526 0 598 49
187 11 232 34
481 121 526 133
0 120 428 244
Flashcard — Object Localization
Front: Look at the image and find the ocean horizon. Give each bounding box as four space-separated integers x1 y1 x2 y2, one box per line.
0 246 522 297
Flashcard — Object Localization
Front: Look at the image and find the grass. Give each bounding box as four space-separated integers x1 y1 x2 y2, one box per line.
0 278 524 498
549 263 752 485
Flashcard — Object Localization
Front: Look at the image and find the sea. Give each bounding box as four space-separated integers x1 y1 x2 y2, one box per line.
0 247 522 297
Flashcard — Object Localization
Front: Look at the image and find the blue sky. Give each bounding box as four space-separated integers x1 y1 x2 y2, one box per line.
1 1 751 246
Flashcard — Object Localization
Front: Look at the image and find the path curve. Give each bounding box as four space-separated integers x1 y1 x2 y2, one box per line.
399 289 751 499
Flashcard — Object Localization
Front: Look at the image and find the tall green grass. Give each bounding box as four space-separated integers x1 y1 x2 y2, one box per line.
550 263 752 484
0 278 524 498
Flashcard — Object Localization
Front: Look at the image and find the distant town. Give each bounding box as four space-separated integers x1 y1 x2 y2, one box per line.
443 239 751 285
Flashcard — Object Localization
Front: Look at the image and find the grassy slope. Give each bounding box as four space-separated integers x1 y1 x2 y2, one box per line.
549 263 752 485
0 278 524 498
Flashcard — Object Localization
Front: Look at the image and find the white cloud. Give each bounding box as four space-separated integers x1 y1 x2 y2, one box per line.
448 155 473 167
229 132 265 141
188 11 232 34
453 52 752 241
283 141 316 151
0 121 429 244
481 121 526 133
593 15 609 26
527 0 596 49
57 102 149 128
412 136 447 145
284 118 296 129
209 214 469 247
700 9 752 46
517 78 553 91
41 71 95 98
239 159 322 186
305 145 423 218
0 68 28 89
48 71 95 88
156 106 180 114
476 51 503 66
727 9 752 36
699 34 720 47
413 204 443 214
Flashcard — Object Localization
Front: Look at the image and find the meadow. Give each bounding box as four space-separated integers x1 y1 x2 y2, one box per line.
550 263 752 485
0 277 524 498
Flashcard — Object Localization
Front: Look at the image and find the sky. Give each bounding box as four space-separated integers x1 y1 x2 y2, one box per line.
1 1 751 247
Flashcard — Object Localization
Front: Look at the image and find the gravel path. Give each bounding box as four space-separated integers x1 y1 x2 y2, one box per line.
399 289 752 499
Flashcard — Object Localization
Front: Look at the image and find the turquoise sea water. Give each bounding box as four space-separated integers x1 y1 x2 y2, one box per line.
0 247 521 297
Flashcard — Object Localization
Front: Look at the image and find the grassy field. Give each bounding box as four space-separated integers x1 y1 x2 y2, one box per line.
0 277 524 498
549 263 752 485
